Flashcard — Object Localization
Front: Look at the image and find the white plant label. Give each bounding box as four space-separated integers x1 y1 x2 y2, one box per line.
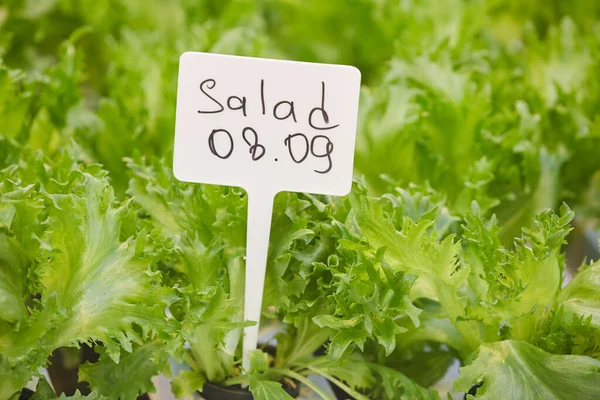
173 51 361 371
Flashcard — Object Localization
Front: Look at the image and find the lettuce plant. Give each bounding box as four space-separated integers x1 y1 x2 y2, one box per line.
122 155 425 399
326 185 600 399
1 0 600 399
0 146 173 399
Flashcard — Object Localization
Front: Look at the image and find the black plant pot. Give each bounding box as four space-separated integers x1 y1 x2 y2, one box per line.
19 387 151 400
47 344 98 396
200 380 299 400
19 388 34 400
464 382 483 399
330 382 352 399
197 343 300 399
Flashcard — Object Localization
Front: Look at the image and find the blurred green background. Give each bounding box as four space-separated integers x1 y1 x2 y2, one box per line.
2 0 599 237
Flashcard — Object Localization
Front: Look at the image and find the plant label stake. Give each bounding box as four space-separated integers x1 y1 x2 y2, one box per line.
173 52 361 371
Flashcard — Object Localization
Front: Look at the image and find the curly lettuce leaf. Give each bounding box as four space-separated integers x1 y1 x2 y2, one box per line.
366 362 441 400
350 187 463 289
79 341 168 399
180 284 253 383
461 203 574 343
33 170 173 359
126 155 248 382
537 308 600 359
0 182 40 323
264 188 423 360
313 257 420 359
558 260 600 328
350 180 576 358
455 340 600 400
349 188 470 346
536 260 600 358
1 154 174 397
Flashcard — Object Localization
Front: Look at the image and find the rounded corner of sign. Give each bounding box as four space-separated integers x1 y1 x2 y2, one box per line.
179 51 196 63
332 182 353 198
339 188 353 198
346 65 362 82
172 164 186 183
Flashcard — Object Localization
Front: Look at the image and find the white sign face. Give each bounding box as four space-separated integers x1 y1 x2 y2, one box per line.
173 52 361 196
173 51 361 372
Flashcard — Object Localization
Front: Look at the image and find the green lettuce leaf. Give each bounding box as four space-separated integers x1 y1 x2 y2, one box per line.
367 363 441 400
32 169 173 359
0 65 33 139
30 376 56 400
461 202 574 344
1 153 174 397
126 155 248 383
455 340 600 400
536 260 600 358
171 370 206 399
245 349 294 400
248 375 293 400
79 341 168 399
558 260 600 328
57 391 109 400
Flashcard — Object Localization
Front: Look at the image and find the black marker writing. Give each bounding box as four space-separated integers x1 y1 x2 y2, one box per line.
284 133 310 163
242 127 266 161
260 79 266 115
310 135 334 174
273 101 297 122
199 78 340 173
309 81 339 130
208 128 234 159
227 95 247 116
198 79 224 114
